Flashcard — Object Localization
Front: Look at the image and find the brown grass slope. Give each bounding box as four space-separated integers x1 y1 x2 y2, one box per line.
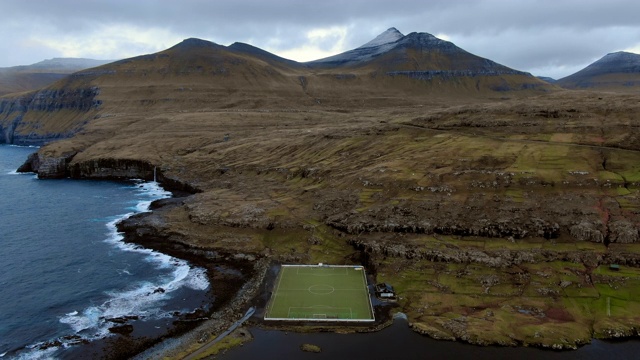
0 71 68 96
35 88 640 349
0 35 555 146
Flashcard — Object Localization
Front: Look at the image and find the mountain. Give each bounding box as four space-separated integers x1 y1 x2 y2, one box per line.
310 27 528 74
18 58 112 72
308 27 547 93
557 51 640 91
0 58 112 96
0 30 553 146
0 38 311 145
308 27 405 67
227 42 303 69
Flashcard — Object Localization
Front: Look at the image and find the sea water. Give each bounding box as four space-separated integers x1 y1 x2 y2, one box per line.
0 145 209 359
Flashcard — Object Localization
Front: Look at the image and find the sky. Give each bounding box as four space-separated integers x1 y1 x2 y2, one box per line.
2 0 640 79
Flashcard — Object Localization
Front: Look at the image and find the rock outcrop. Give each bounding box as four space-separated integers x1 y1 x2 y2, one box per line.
18 152 201 193
68 158 155 180
17 151 76 178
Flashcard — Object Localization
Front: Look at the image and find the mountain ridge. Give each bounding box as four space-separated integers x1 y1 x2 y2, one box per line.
1 28 551 146
0 57 112 96
307 28 529 79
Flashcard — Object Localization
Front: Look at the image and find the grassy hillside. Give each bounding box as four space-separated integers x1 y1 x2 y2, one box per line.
7 38 640 349
49 89 640 348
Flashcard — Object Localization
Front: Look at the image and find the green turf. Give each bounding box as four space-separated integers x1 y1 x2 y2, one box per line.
264 265 375 322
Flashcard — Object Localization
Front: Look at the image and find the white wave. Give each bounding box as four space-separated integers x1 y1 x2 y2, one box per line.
185 267 210 291
12 346 57 360
9 179 210 358
59 264 208 339
7 144 40 148
60 282 167 335
117 268 132 275
5 170 35 177
53 179 209 352
60 306 103 335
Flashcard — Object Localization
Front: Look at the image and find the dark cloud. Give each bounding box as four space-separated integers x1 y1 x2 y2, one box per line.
2 0 639 78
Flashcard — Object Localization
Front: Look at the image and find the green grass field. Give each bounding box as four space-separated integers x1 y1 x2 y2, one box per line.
264 265 375 322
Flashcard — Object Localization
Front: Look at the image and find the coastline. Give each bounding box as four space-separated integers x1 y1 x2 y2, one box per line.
29 180 216 360
2 149 235 359
0 146 217 359
11 149 640 357
45 187 640 356
7 147 266 359
110 191 269 359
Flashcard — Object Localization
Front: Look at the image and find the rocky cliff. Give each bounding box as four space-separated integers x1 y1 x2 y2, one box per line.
17 152 201 196
0 86 101 145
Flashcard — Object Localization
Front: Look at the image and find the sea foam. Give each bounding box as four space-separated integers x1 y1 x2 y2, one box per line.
18 180 209 358
60 181 209 337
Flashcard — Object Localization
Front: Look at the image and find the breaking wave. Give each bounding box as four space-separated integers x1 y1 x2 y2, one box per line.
14 180 209 359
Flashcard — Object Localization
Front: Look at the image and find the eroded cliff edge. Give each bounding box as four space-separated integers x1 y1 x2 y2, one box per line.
0 85 100 145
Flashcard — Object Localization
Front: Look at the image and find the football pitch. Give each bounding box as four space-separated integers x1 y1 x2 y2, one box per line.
264 265 375 322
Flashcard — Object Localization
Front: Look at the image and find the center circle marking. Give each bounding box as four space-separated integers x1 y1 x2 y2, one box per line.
308 284 335 295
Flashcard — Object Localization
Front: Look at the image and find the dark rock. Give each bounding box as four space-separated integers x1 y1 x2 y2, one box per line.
109 324 134 335
37 156 69 179
67 158 200 193
38 340 63 350
105 315 139 324
16 152 39 173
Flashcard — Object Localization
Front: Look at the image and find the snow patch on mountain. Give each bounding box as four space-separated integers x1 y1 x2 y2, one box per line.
357 27 404 49
308 27 406 66
596 51 640 66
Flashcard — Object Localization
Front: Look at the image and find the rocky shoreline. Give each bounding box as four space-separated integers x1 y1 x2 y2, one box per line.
16 150 640 356
118 198 395 359
13 151 267 358
110 196 267 359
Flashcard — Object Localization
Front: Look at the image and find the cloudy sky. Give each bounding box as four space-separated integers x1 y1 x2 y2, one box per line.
2 0 640 79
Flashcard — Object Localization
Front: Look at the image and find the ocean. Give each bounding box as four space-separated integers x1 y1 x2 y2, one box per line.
0 145 210 359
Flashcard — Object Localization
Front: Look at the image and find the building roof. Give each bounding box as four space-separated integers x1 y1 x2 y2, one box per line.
376 283 395 293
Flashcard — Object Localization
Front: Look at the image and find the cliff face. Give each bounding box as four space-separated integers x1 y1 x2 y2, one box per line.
18 152 200 194
0 87 100 145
